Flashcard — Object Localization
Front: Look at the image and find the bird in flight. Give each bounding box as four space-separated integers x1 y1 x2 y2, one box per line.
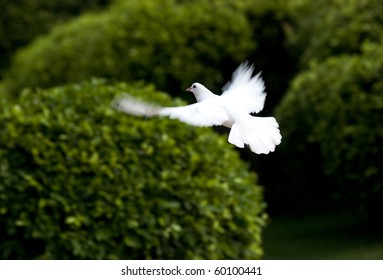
112 62 281 154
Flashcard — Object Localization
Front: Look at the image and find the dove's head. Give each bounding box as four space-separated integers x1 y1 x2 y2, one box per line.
186 83 204 93
186 83 213 102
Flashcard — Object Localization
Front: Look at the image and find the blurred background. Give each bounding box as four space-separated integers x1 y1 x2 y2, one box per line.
0 0 382 259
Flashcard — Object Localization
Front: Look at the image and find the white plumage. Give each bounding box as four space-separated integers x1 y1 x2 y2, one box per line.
112 62 282 154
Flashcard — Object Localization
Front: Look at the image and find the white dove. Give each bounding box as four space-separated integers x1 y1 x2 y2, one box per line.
112 62 282 154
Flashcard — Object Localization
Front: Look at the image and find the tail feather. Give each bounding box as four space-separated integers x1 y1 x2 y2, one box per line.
228 123 245 148
228 116 281 154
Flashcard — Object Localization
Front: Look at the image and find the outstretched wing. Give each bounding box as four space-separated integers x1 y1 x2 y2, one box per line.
111 94 162 117
112 94 229 127
160 101 229 127
221 62 266 114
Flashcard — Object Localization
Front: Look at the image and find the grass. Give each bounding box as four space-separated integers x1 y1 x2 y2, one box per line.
262 211 383 259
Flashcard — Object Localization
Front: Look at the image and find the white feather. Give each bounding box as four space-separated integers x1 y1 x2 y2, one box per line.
160 101 229 127
221 62 266 114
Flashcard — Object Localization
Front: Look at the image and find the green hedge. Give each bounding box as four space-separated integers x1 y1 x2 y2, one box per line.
2 0 255 96
286 0 383 67
261 0 383 214
275 40 383 214
0 80 266 259
0 0 111 76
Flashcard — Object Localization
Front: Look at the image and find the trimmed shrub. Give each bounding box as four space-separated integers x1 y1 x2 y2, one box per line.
286 0 383 67
0 0 111 76
2 0 255 96
0 79 266 259
274 40 383 215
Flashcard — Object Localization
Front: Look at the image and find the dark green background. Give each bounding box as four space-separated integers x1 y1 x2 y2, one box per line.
1 0 382 259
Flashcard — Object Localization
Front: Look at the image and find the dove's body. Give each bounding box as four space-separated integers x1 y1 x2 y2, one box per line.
113 62 282 154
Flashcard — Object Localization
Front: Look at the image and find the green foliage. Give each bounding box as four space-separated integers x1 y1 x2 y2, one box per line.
0 0 111 76
2 0 255 96
262 0 383 215
286 0 383 67
0 80 266 259
275 40 383 212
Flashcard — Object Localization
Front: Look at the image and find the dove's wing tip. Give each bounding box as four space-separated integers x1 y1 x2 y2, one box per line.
111 93 163 117
111 93 133 110
110 95 122 110
238 60 255 71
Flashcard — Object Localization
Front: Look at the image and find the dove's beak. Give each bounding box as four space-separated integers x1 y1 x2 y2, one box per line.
186 87 192 92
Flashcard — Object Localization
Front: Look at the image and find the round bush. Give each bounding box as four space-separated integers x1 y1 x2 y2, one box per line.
287 0 383 67
0 79 266 259
0 0 111 76
274 40 383 215
2 0 255 96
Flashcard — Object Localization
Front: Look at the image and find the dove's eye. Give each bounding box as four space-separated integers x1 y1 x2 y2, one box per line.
193 85 196 89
